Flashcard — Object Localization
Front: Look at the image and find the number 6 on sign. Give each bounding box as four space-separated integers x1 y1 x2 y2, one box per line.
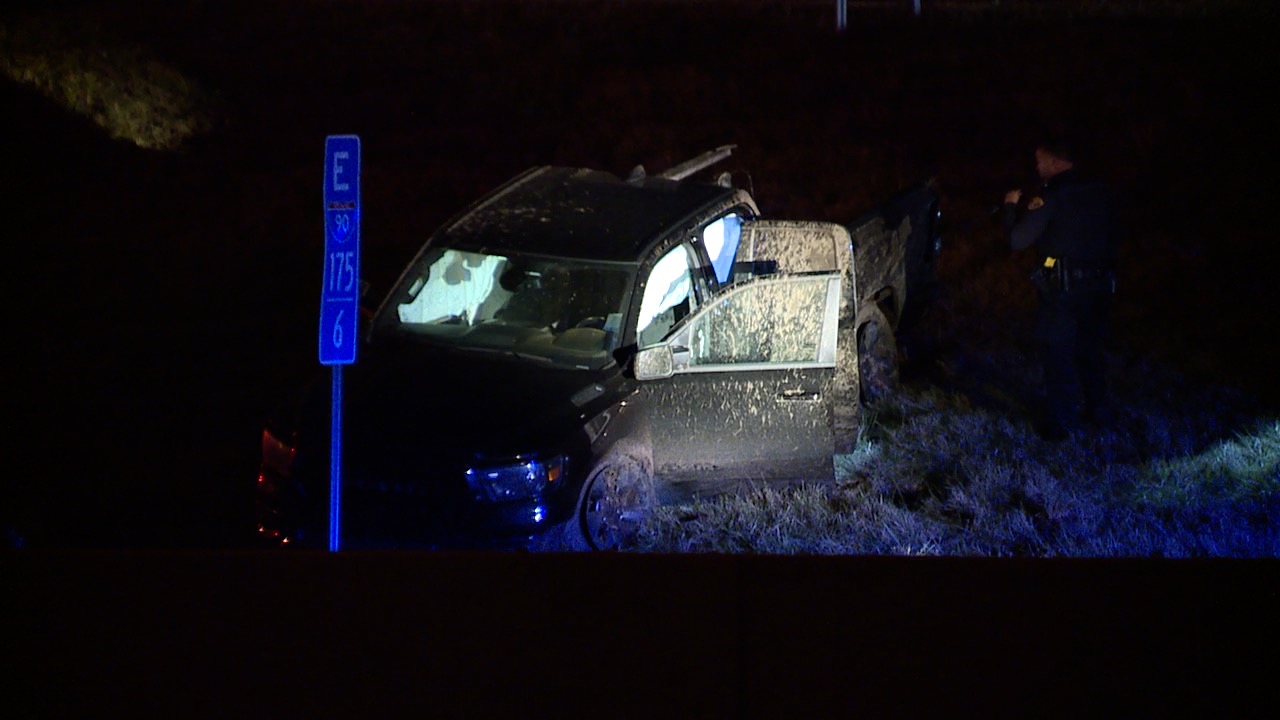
333 309 344 348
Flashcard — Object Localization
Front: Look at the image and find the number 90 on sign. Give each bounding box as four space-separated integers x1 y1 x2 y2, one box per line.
330 212 353 242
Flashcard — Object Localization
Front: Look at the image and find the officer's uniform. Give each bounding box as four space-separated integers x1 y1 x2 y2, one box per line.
1001 169 1119 435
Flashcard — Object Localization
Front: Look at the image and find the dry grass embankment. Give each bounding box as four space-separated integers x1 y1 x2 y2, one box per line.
0 10 216 150
639 380 1279 557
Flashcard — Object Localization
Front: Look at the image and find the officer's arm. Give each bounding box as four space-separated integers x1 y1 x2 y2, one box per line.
1006 194 1054 251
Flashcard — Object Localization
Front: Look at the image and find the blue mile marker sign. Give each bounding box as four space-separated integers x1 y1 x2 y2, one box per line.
321 135 361 365
321 135 360 552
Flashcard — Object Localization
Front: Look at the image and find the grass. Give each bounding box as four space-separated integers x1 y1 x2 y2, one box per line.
0 10 216 150
1136 422 1280 504
637 360 1279 557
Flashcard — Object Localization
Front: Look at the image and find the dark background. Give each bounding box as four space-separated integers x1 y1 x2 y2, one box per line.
5 0 1277 549
3 1 1278 715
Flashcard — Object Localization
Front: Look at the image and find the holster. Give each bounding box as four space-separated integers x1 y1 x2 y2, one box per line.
1034 260 1115 294
1031 266 1060 293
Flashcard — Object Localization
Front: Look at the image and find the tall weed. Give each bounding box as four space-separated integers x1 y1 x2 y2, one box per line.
638 369 1279 557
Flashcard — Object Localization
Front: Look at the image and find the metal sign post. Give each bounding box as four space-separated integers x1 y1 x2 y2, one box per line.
320 135 361 552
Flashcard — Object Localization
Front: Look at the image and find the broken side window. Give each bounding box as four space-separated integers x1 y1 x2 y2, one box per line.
702 212 743 286
637 244 698 348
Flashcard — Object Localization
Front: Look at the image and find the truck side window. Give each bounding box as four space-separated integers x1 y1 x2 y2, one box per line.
702 213 743 286
637 244 697 348
689 277 828 365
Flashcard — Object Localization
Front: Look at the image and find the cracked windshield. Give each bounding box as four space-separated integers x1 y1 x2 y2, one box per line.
389 248 632 369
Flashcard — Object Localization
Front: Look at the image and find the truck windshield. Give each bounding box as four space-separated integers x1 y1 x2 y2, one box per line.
382 248 633 370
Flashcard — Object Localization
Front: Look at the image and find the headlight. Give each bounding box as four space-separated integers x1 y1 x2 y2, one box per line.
261 428 296 477
465 456 564 503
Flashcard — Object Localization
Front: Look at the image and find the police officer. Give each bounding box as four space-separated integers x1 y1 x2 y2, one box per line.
1002 139 1119 440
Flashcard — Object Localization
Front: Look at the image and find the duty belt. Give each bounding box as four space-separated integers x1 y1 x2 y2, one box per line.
1067 268 1111 281
1041 257 1116 293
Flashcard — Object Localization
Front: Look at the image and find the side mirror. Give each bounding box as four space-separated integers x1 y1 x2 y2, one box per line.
634 346 674 381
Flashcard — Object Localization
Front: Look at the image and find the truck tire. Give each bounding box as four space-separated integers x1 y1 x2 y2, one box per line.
857 307 899 405
565 458 654 551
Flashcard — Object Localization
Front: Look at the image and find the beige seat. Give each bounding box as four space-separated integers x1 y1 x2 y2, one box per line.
513 328 608 365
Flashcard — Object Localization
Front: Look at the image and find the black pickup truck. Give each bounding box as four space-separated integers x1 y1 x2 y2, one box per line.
256 146 940 550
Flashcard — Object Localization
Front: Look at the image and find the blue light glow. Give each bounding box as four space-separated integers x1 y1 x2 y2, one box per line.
320 135 361 367
329 366 342 552
465 457 563 502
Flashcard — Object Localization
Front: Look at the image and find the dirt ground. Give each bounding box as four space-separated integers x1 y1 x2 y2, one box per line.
3 0 1277 548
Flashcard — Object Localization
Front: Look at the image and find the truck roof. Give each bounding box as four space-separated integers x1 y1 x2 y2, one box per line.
440 165 739 263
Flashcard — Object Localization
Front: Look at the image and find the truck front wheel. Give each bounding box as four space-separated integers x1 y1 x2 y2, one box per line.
857 311 899 405
568 459 654 551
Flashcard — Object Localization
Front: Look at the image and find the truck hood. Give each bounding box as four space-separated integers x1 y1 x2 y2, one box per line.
304 336 630 464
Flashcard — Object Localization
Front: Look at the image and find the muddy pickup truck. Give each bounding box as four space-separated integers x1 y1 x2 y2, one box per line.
256 145 940 550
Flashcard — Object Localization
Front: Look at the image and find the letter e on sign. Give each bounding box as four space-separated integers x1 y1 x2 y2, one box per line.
333 151 350 192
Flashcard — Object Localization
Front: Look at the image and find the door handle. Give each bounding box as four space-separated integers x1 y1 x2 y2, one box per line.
778 388 820 402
